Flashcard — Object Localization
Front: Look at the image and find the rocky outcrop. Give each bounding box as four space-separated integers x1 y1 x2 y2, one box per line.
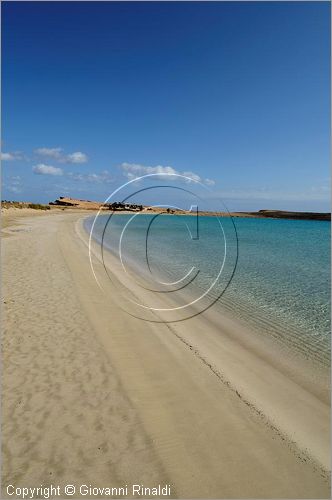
255 210 331 221
49 197 103 209
49 197 144 211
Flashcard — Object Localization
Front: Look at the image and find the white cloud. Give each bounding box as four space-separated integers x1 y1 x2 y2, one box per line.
121 163 177 180
3 175 23 194
34 147 63 159
7 185 22 194
35 148 88 164
1 151 23 161
66 152 88 164
67 170 113 183
33 164 63 176
182 171 202 183
120 163 215 186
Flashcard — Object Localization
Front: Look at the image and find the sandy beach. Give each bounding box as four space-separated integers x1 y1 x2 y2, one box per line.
2 208 330 498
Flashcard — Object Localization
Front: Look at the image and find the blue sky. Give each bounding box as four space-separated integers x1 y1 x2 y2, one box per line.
2 1 330 211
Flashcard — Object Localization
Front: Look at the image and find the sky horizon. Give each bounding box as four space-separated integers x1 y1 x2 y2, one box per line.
2 1 331 212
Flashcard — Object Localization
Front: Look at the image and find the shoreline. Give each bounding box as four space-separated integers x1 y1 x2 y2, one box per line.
2 208 330 498
85 212 330 373
84 214 330 470
3 202 331 222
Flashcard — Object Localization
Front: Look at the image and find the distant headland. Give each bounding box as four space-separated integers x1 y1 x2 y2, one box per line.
2 197 331 221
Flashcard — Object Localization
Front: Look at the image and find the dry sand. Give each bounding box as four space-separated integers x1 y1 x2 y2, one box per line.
1 208 330 498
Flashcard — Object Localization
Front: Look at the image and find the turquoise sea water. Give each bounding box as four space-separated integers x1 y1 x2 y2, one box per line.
85 214 330 367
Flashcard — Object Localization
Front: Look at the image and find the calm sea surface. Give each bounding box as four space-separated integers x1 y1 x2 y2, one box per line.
85 214 330 367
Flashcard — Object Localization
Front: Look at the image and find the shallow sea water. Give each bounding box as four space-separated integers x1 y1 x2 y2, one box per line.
86 214 331 367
